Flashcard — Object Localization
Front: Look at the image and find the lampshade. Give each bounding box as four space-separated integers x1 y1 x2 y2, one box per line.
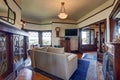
58 2 68 19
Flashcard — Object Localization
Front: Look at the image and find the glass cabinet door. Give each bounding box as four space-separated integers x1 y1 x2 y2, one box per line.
0 32 7 76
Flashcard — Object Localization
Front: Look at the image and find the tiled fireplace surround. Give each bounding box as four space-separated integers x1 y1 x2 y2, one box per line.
102 43 120 80
102 44 114 80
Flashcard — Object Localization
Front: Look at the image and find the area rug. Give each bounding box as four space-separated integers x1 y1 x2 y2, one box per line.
70 59 90 80
82 54 97 60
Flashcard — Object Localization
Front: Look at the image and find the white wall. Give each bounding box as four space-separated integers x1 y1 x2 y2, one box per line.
78 0 118 42
25 22 78 48
25 23 52 30
51 23 78 46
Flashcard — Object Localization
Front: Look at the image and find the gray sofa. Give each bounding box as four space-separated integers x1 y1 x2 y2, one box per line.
29 47 77 80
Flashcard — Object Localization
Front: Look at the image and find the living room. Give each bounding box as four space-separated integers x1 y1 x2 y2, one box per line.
0 0 120 80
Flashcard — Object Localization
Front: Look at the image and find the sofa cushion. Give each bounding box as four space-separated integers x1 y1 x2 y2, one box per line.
47 47 64 54
34 47 47 51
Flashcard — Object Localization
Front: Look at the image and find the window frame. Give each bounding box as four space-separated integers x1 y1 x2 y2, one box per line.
27 30 52 47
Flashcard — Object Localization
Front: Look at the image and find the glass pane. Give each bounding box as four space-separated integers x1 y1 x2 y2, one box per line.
42 32 51 45
82 30 90 45
0 33 7 76
91 30 94 44
28 32 39 48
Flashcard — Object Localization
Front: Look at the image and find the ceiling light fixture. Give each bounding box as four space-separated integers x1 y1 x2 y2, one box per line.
58 2 68 19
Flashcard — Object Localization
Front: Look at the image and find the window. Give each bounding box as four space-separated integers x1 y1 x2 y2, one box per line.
42 32 51 46
28 31 52 48
82 30 90 44
82 29 94 45
28 32 39 48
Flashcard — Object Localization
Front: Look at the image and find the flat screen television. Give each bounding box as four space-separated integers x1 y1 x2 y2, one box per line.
65 29 78 36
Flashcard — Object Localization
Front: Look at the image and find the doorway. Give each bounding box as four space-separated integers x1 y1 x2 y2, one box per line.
79 19 106 56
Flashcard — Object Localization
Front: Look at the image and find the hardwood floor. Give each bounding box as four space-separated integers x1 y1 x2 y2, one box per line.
15 68 51 80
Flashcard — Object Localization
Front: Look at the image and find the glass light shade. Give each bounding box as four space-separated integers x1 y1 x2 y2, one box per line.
58 12 68 19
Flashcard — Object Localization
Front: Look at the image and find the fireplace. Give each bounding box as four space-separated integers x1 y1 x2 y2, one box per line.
103 43 120 80
102 52 114 80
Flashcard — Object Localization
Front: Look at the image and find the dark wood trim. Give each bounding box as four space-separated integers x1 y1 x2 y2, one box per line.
13 0 22 10
109 0 120 18
78 28 82 53
0 21 28 36
24 29 52 32
24 36 29 59
7 34 13 75
99 23 102 52
78 0 116 24
25 21 52 25
24 20 77 25
111 43 120 80
110 18 115 42
52 22 77 25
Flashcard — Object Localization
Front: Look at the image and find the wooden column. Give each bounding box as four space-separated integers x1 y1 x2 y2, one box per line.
79 28 82 53
98 23 102 52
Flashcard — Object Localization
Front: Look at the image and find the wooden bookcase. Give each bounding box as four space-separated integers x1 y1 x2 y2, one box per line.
0 21 28 79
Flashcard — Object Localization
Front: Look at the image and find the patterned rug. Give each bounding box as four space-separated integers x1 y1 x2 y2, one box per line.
70 59 90 80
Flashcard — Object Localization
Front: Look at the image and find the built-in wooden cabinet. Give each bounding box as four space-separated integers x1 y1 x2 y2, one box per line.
0 32 8 79
60 37 78 52
0 21 28 79
60 37 70 52
60 38 70 52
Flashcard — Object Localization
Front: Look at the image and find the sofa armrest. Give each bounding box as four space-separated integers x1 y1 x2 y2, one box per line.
67 54 77 61
65 53 78 79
